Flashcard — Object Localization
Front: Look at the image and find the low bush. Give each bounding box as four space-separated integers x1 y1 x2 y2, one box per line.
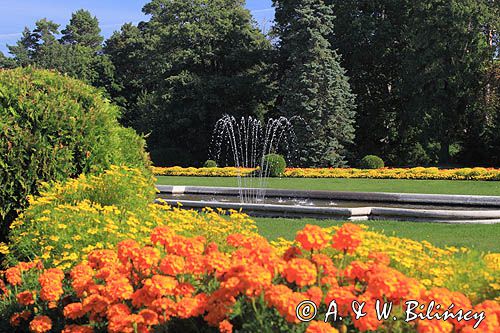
359 155 385 169
0 67 149 238
263 154 286 177
2 166 257 270
0 224 498 332
203 159 217 168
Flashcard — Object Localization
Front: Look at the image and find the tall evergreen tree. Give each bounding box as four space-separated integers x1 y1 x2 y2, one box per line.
273 0 356 167
7 27 37 66
6 13 112 88
60 9 104 50
0 51 16 69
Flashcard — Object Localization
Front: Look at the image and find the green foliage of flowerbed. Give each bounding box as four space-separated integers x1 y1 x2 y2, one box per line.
0 67 149 237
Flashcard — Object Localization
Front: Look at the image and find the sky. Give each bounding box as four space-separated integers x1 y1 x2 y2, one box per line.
0 0 274 56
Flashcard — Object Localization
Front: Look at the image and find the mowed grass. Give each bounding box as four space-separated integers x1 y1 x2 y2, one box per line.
255 218 500 252
156 176 500 196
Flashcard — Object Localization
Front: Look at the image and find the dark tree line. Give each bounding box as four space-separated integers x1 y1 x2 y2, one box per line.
2 0 499 167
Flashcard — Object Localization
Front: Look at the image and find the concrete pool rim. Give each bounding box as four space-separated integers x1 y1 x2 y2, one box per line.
156 185 500 224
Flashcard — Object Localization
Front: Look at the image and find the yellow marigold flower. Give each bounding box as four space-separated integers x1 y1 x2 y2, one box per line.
0 242 10 255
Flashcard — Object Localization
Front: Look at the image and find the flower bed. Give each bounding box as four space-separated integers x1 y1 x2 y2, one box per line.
1 166 498 332
1 224 499 332
1 166 257 270
152 166 500 180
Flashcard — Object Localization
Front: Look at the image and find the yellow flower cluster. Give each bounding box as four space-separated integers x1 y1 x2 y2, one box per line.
153 166 500 180
272 225 499 303
152 166 254 177
6 167 257 270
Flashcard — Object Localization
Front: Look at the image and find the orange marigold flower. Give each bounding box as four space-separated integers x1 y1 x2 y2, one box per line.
204 251 231 275
167 235 205 257
104 275 133 302
39 281 64 302
219 320 233 333
469 300 500 332
63 302 85 320
117 239 141 264
109 314 146 333
184 254 206 275
283 246 302 261
82 294 110 315
70 263 94 297
10 310 31 327
143 275 178 298
331 223 363 254
175 293 208 319
311 253 337 276
17 261 38 272
87 250 119 270
352 299 383 332
366 264 409 301
132 246 160 274
150 298 176 323
139 309 159 326
296 224 330 251
325 286 356 317
107 303 131 320
306 321 339 333
282 258 317 287
150 226 175 247
304 286 323 307
29 315 52 333
39 268 65 302
16 290 35 305
416 319 454 333
159 254 185 276
174 282 195 297
62 325 94 333
368 251 391 265
5 267 22 286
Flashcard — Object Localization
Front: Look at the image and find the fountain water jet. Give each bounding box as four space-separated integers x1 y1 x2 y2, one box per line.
210 115 298 203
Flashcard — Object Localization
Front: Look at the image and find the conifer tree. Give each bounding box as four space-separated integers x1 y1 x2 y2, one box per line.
273 0 356 167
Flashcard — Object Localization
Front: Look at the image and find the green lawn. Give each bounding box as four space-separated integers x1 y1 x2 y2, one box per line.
255 218 500 252
156 176 500 196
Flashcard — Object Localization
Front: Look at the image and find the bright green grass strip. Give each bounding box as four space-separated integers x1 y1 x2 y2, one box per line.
255 218 500 253
156 176 500 196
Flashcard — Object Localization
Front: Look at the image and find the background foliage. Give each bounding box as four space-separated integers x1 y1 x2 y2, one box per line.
1 0 499 167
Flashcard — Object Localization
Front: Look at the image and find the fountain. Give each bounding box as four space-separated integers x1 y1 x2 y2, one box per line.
155 115 500 224
209 115 298 203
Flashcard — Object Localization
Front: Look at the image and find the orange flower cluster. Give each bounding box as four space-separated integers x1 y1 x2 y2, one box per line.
1 225 499 333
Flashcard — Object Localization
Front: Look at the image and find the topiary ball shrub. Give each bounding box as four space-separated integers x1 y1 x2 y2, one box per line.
359 155 385 169
263 154 286 177
204 159 217 168
0 67 149 237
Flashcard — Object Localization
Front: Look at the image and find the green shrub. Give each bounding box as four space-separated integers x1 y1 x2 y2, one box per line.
0 67 149 237
359 155 385 169
263 154 286 177
204 159 217 168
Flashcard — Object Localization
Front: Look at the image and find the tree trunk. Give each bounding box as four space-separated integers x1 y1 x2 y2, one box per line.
439 138 450 165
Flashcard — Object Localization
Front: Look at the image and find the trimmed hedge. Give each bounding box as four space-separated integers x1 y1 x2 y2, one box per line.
359 155 385 169
263 154 286 177
204 159 217 168
0 67 149 237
